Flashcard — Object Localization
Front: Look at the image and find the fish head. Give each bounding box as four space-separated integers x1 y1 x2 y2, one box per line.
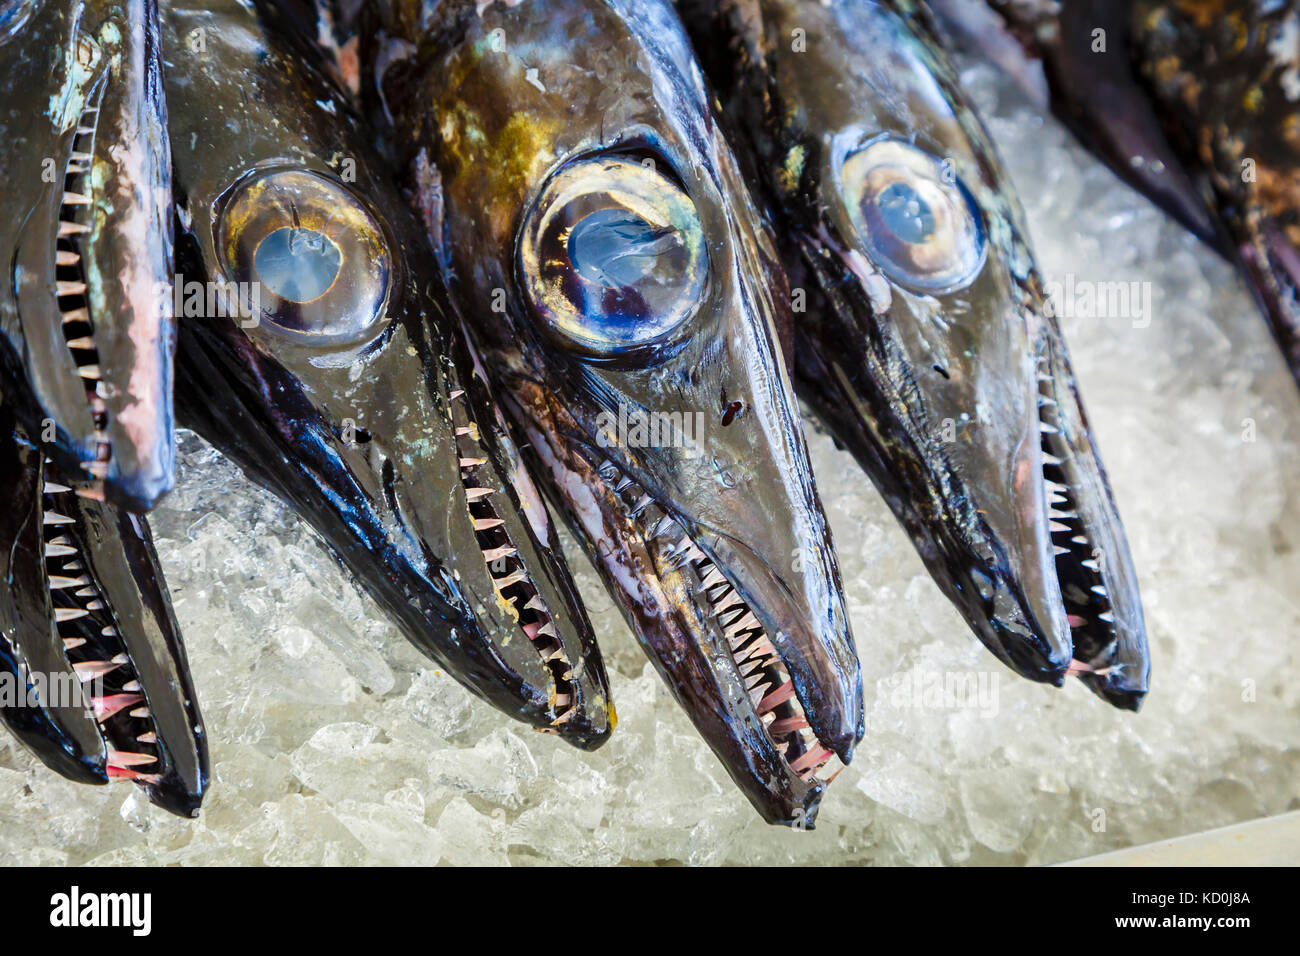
0 0 175 511
164 0 612 747
689 0 1147 703
0 393 207 815
380 0 862 821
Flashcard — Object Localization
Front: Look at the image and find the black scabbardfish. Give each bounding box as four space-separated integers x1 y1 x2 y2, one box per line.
679 0 1150 709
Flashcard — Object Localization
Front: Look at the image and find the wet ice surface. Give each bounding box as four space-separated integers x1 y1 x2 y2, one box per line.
3 65 1300 865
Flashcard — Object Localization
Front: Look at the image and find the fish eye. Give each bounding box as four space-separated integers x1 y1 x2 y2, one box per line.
215 168 391 344
518 156 708 358
837 138 986 294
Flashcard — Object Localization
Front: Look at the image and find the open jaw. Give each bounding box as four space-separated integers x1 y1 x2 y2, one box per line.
34 454 207 815
52 75 115 497
1034 333 1149 710
447 386 581 730
513 386 847 824
599 452 843 812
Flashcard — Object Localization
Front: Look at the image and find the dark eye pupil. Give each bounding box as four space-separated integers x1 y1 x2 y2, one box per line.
568 207 681 292
874 182 935 244
254 227 342 303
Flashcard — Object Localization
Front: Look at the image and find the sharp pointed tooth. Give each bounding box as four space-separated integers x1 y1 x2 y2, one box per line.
698 565 727 591
43 511 74 525
493 569 528 588
1097 611 1115 624
768 716 810 735
92 693 142 721
58 221 89 237
43 480 71 493
101 626 116 637
65 335 96 350
524 595 546 612
84 599 105 611
459 457 486 469
1071 535 1089 545
1039 421 1059 435
55 606 88 622
62 637 86 650
613 475 634 494
1049 509 1078 520
1049 521 1072 534
464 486 493 501
56 249 82 267
789 744 833 775
482 545 517 563
448 389 465 401
472 517 504 532
1038 395 1058 408
128 707 150 719
77 365 101 380
62 191 91 206
1081 559 1100 571
45 542 78 558
137 732 157 744
1090 585 1109 597
48 575 88 589
121 680 141 692
107 750 156 768
56 280 87 297
535 621 558 639
1045 479 1067 494
1053 545 1071 556
1042 452 1062 466
73 659 122 681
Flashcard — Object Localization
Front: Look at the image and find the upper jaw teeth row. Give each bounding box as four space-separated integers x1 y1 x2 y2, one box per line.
595 460 837 784
1036 357 1116 641
42 462 159 782
54 84 112 485
448 387 575 723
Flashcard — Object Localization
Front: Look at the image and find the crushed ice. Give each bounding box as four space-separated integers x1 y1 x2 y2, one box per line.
1 63 1297 865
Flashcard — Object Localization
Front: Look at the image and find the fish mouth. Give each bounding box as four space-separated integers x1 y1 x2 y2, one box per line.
1033 328 1149 710
4 0 175 512
171 228 613 750
0 399 206 815
511 384 854 826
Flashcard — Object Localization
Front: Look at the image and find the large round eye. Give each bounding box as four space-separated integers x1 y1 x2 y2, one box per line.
518 156 708 357
215 168 391 344
837 138 986 294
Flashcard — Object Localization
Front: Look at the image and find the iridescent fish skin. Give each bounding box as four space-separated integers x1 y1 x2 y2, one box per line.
679 0 1149 708
0 0 176 511
164 0 614 749
1132 0 1300 382
371 0 863 825
0 391 207 817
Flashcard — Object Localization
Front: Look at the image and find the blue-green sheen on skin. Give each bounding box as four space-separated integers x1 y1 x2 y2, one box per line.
370 0 864 826
679 0 1150 709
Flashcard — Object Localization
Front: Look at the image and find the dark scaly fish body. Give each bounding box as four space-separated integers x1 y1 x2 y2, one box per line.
1133 0 1300 383
164 0 613 748
927 0 1222 248
371 0 863 824
0 0 175 511
680 0 1149 708
0 393 207 816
